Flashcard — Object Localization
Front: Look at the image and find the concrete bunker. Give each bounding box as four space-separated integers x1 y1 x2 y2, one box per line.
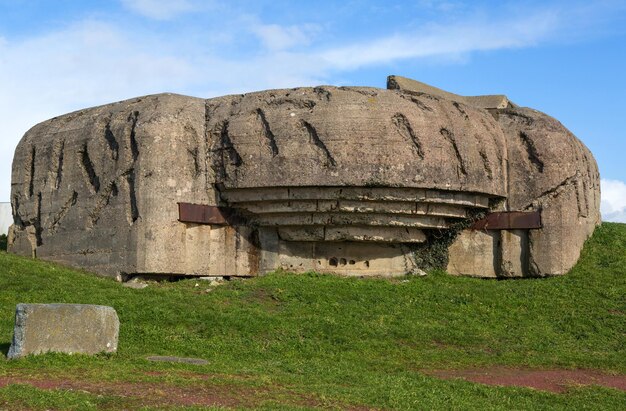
8 76 600 278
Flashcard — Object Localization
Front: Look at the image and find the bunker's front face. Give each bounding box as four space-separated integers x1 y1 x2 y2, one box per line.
7 77 600 278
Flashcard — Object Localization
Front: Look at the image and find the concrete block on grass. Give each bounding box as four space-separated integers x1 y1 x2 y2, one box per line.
7 303 119 359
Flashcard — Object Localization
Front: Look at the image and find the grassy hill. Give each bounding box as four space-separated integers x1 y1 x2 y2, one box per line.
0 223 624 410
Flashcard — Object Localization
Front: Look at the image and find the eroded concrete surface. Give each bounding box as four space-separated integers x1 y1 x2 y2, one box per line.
8 76 600 278
8 303 119 359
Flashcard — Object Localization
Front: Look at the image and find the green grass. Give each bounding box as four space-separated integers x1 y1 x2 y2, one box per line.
0 223 624 410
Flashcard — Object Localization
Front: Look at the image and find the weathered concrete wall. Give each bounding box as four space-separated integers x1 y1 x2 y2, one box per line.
208 86 507 196
496 107 601 275
8 78 600 279
8 94 215 277
386 76 600 277
446 108 600 277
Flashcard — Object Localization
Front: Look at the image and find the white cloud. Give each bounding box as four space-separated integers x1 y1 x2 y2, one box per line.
120 0 197 20
251 23 320 51
601 179 626 223
319 12 557 70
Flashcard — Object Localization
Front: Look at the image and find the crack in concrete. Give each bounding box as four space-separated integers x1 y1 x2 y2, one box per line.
301 120 336 167
518 131 544 172
104 120 119 161
392 113 425 159
440 127 467 177
51 191 78 233
79 143 100 194
523 173 578 210
256 108 279 157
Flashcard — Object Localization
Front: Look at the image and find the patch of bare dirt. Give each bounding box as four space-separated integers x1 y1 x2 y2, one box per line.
0 372 372 410
0 376 245 408
426 367 626 393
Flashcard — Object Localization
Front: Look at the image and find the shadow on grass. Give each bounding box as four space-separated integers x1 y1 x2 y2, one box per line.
0 342 11 356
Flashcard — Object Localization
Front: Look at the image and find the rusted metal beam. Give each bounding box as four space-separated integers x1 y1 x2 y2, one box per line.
178 203 242 225
471 211 542 230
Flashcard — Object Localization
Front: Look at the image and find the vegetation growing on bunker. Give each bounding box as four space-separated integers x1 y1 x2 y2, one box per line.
413 208 488 271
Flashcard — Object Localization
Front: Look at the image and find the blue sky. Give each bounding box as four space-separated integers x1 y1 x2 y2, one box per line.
1 0 625 221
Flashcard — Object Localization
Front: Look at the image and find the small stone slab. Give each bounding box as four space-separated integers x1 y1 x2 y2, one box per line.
146 355 209 365
7 304 119 360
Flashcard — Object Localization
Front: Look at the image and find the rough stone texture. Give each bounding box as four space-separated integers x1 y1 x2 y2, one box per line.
446 230 498 278
496 107 601 275
387 75 515 109
388 76 600 277
8 77 600 278
445 108 600 277
9 94 211 277
499 230 529 278
208 86 507 195
7 304 119 359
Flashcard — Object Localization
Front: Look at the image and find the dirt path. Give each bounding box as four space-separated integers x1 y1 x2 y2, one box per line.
0 376 249 408
427 367 626 393
0 372 371 410
3 367 623 409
